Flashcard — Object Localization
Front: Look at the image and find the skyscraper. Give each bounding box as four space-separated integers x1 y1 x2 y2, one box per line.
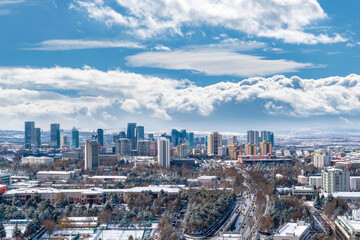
136 126 144 141
171 129 179 147
127 123 137 150
97 129 104 146
50 123 60 148
34 128 41 148
158 137 171 168
188 132 194 148
71 127 79 149
84 139 100 170
207 132 222 156
247 130 259 147
25 121 35 149
261 131 274 147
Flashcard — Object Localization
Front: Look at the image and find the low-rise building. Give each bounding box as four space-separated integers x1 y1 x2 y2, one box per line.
335 210 360 239
21 156 54 165
297 175 308 185
3 185 181 205
0 184 7 194
332 192 360 203
292 186 315 200
274 221 311 240
37 171 75 181
309 175 322 189
350 176 360 191
0 173 11 186
87 176 127 182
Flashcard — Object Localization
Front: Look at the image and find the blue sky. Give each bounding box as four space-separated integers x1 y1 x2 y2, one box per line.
0 0 360 132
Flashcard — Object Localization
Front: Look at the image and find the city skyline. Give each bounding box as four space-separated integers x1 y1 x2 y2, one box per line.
1 1 360 131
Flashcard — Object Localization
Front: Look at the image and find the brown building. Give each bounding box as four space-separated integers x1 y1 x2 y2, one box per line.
260 141 272 155
228 144 242 160
244 144 257 155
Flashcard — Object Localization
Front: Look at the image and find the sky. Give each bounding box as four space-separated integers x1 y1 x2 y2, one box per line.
1 0 360 132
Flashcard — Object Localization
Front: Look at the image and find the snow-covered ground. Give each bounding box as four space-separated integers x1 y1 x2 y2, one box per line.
96 229 145 240
4 224 26 238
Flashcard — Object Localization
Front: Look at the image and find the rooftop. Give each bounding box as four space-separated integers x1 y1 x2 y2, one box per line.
275 221 310 237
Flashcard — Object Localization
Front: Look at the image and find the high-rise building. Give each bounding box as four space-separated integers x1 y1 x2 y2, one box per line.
137 140 150 156
25 121 35 149
158 138 171 168
175 144 191 158
244 144 257 155
228 136 237 146
115 138 132 156
179 129 187 145
188 132 195 148
71 127 79 149
247 130 259 147
50 123 60 148
207 132 222 156
60 135 68 148
171 129 179 147
260 141 272 155
149 141 157 156
119 131 126 138
261 131 275 147
34 127 41 148
127 123 137 150
84 140 100 170
322 167 350 194
148 133 155 141
312 152 330 168
136 126 145 141
97 129 104 146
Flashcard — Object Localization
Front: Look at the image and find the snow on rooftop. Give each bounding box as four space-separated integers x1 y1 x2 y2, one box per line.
37 171 74 175
333 192 360 198
198 176 218 180
275 222 309 237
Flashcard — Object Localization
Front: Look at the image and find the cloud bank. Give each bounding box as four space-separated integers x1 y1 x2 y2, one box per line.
71 0 346 44
0 66 360 129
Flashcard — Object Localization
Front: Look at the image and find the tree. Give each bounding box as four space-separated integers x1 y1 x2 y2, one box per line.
55 193 69 209
43 219 56 236
158 214 179 240
12 223 22 239
12 195 22 207
0 220 6 240
24 221 37 237
110 193 119 205
314 192 321 209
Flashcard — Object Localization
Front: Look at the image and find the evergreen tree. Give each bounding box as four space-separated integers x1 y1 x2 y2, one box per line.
12 195 22 207
0 220 6 240
12 223 22 239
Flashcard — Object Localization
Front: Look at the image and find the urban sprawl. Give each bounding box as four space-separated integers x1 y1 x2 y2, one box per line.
0 122 359 240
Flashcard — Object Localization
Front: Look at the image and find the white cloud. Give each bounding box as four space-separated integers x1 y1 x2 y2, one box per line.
71 0 346 44
0 66 360 129
24 39 145 50
153 44 170 51
0 0 26 5
126 48 313 77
